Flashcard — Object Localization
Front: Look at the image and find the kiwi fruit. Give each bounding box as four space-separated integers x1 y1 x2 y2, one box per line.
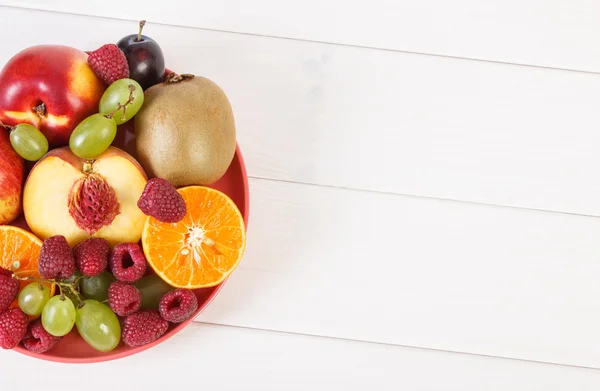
134 73 236 186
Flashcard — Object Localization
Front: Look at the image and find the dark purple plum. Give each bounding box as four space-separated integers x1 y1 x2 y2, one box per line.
117 21 165 90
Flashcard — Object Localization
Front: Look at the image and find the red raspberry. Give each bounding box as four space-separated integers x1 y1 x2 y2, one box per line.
73 238 110 277
159 289 198 323
0 308 28 349
108 281 141 316
0 267 11 277
38 235 75 280
0 275 19 312
87 43 130 85
137 178 187 223
110 243 147 283
122 310 169 348
22 319 62 353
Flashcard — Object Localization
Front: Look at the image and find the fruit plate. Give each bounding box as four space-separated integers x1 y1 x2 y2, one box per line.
10 85 249 364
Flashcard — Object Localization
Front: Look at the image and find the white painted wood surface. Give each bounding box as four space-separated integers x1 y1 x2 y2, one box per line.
4 0 600 73
1 3 600 390
198 178 600 368
4 323 600 390
4 6 600 217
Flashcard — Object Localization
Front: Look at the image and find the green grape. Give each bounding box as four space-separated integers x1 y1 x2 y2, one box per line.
9 123 49 161
76 300 121 352
134 274 175 310
18 283 50 316
69 113 117 159
80 272 116 302
42 295 76 337
99 78 144 125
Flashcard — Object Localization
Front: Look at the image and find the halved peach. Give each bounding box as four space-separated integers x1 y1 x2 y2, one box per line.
23 146 148 247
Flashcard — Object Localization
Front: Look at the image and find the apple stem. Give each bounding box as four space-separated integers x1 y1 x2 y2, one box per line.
105 83 137 122
33 102 46 118
137 20 146 42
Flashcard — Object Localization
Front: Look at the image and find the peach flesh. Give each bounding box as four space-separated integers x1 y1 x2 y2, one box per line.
23 146 148 247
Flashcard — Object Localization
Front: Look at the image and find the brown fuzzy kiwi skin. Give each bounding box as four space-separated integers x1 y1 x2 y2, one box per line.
134 74 236 187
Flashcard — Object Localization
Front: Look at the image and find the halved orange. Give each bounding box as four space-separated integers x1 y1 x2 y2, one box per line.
0 225 55 306
141 186 247 289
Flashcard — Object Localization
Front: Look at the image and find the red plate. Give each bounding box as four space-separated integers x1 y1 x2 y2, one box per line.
10 72 250 363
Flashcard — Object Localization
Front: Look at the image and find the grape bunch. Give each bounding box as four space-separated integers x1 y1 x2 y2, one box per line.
70 78 144 159
0 233 198 353
0 77 144 163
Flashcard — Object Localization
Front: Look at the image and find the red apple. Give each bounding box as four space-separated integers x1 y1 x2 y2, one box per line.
0 45 106 147
0 128 24 224
23 146 148 247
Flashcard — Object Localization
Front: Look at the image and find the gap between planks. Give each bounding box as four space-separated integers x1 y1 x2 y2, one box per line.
2 4 600 78
194 321 600 373
245 175 600 221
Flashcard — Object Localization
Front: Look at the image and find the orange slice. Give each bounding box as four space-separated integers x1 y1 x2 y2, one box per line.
0 225 55 305
141 186 246 289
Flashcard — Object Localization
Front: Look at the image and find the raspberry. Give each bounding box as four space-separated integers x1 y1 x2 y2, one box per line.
0 267 11 277
0 275 19 312
137 178 187 223
38 235 75 280
159 289 198 323
121 310 169 348
108 281 141 316
22 319 62 353
87 43 130 85
110 243 147 283
0 308 28 349
73 238 110 277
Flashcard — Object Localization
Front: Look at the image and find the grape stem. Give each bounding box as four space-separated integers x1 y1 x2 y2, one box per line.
104 83 137 122
137 20 146 42
12 274 86 308
0 119 14 131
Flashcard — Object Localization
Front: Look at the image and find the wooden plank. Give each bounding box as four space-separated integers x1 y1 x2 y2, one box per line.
1 8 600 216
3 322 600 390
3 6 600 368
196 178 600 369
2 0 600 73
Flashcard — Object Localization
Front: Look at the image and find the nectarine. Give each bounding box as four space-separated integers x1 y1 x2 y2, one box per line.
0 128 23 224
0 45 106 147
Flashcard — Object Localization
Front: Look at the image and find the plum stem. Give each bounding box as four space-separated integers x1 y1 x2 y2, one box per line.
104 83 136 122
137 20 146 41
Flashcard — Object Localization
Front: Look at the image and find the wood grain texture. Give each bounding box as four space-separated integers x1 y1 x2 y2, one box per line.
197 177 600 369
1 7 600 217
3 323 600 390
2 4 600 378
2 0 600 73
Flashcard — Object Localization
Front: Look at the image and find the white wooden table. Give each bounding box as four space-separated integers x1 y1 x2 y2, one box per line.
3 2 600 389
